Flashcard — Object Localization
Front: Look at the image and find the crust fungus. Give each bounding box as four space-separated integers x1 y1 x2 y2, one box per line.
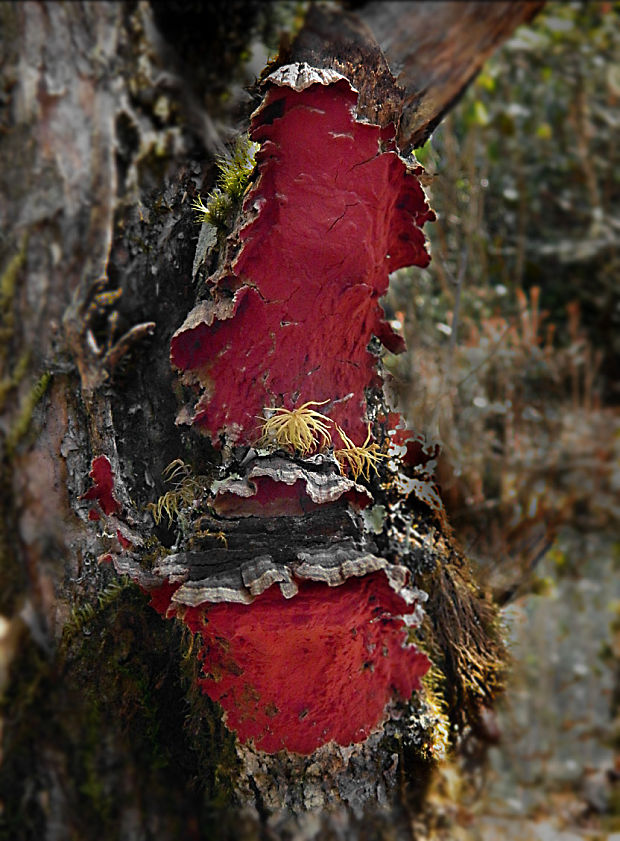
109 444 433 753
170 65 434 448
81 455 121 518
110 64 441 755
149 569 429 755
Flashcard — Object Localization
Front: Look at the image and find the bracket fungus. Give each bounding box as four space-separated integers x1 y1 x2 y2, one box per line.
110 64 443 755
170 64 434 447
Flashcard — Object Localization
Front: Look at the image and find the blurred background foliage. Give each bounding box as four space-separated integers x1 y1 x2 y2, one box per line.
383 2 620 836
386 0 619 593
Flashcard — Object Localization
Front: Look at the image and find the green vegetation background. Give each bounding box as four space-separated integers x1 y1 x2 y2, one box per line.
385 2 620 837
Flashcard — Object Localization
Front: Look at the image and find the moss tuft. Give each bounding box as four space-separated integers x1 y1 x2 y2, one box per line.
5 371 52 455
418 555 507 735
192 135 257 231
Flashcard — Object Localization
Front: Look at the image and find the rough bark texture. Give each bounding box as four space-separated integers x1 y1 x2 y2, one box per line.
0 2 540 839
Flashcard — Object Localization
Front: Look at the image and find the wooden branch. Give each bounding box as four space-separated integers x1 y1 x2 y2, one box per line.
291 1 545 151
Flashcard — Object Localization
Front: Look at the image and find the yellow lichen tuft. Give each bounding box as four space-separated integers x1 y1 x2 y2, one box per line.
191 529 228 548
258 400 332 457
147 459 206 527
334 423 388 482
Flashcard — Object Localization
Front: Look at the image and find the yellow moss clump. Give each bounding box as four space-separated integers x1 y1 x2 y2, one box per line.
147 459 207 526
258 401 332 457
334 423 388 481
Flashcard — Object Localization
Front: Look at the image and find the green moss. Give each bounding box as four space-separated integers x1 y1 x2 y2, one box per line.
379 717 438 816
0 234 28 388
0 349 29 408
216 137 257 203
417 556 507 735
140 534 172 569
0 236 52 458
0 236 26 332
5 371 52 455
62 576 134 642
192 135 257 232
0 237 38 616
146 459 214 551
193 188 233 230
415 667 451 761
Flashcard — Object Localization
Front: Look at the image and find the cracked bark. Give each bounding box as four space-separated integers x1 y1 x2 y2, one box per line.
0 2 542 839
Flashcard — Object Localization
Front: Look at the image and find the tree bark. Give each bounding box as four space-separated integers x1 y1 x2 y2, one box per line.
0 3 542 839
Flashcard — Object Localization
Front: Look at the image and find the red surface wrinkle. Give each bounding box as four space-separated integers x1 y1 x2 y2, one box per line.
150 573 429 754
81 455 121 516
171 80 434 448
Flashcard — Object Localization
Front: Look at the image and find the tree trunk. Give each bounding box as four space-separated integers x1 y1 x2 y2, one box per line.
0 3 543 839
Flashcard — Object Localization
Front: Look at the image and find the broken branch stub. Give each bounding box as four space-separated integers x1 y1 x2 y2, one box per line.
289 1 546 153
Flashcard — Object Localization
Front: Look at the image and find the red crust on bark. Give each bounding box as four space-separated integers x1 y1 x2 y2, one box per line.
116 529 132 550
171 79 433 448
213 478 324 517
150 573 429 754
81 455 121 516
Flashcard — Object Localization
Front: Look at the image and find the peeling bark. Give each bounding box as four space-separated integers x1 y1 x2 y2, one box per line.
0 2 541 839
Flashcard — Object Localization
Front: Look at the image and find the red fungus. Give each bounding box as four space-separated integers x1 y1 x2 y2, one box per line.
211 456 372 517
213 476 370 518
116 529 132 550
151 572 429 755
214 478 324 518
81 455 121 516
171 74 434 448
136 67 438 756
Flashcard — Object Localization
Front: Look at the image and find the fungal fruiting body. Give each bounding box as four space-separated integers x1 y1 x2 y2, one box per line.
116 65 438 755
150 572 429 755
81 455 121 518
170 67 433 447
